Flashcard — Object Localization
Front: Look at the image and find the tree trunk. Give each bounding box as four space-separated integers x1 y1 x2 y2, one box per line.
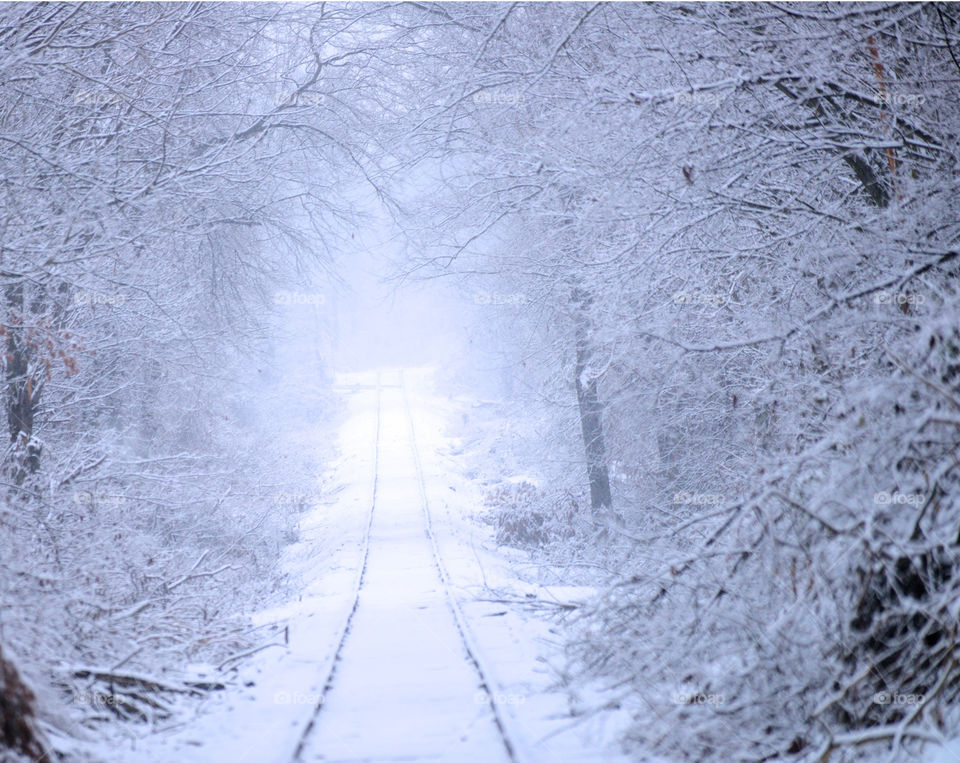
773 80 891 208
4 283 41 482
0 644 47 761
572 287 612 514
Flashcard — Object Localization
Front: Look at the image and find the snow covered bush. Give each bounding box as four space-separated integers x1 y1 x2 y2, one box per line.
483 481 580 548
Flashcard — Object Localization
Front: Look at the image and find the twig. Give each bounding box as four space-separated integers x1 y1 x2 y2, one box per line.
216 641 287 671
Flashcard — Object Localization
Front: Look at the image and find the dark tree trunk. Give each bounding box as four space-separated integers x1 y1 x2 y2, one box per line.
0 644 47 761
773 81 891 209
4 283 41 482
842 152 889 209
572 287 612 514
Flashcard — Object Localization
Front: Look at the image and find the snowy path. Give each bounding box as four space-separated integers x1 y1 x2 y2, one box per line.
294 370 515 761
112 368 628 763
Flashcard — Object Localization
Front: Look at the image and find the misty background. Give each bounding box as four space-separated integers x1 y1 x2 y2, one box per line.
2 3 960 762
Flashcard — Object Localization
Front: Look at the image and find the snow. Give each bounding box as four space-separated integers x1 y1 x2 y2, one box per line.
405 370 634 762
102 368 626 763
299 374 509 761
6 6 960 761
923 740 960 763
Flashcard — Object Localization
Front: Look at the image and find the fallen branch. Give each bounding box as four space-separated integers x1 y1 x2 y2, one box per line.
71 666 224 693
216 641 287 672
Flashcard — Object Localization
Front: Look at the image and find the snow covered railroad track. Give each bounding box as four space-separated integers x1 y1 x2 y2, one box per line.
399 370 521 763
290 372 384 762
291 369 519 762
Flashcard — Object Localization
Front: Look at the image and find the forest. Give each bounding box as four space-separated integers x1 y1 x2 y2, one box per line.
2 3 960 762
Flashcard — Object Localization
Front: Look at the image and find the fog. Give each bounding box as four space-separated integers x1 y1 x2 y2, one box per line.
2 4 960 763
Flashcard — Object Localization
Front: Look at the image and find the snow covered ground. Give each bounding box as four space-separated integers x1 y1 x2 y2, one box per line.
101 367 631 763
